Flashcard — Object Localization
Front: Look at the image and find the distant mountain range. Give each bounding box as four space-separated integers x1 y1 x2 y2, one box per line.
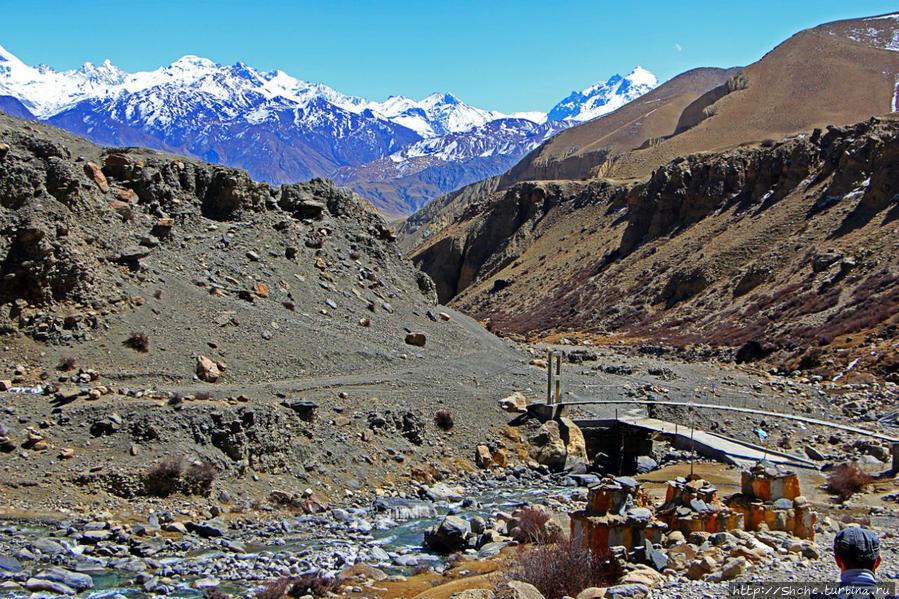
0 45 657 216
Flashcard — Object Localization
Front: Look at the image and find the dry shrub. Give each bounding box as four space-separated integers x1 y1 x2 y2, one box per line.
256 578 290 599
143 457 184 497
516 507 553 544
255 573 339 599
183 460 217 495
434 409 454 431
203 589 230 599
504 539 620 599
125 331 150 352
287 573 340 597
143 457 215 497
827 462 873 501
57 356 77 371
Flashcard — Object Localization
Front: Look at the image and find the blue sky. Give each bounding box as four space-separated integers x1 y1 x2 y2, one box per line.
1 1 896 113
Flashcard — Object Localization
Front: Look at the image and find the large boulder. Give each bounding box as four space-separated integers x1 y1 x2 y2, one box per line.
529 421 568 471
558 417 588 467
498 392 528 413
505 581 546 599
423 516 471 553
34 568 93 592
196 355 221 382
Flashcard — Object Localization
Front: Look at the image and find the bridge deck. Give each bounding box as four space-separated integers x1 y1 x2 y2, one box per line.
579 416 819 470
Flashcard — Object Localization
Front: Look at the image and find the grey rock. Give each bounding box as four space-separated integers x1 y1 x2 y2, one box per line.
635 455 658 473
186 520 227 538
649 549 668 572
25 577 76 595
605 583 650 599
423 515 471 553
35 567 93 591
30 538 66 555
0 554 22 573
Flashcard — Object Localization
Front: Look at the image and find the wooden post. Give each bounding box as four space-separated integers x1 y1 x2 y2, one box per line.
546 350 554 405
555 354 562 403
690 395 696 478
892 443 899 473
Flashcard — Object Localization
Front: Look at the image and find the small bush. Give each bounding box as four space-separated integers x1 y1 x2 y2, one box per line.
143 457 184 497
57 356 77 371
203 589 230 599
255 578 290 599
504 538 620 599
434 409 454 431
183 460 217 495
287 573 340 597
142 457 215 497
827 462 873 501
255 574 339 599
516 507 553 544
125 331 150 352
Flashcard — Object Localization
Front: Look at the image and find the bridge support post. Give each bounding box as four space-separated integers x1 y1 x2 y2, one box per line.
546 350 554 405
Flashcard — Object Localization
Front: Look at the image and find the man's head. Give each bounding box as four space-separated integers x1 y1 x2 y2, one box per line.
834 527 882 572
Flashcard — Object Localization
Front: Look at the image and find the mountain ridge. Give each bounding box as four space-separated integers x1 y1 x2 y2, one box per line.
0 44 658 216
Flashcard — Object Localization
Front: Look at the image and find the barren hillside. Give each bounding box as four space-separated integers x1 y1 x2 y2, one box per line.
412 117 899 381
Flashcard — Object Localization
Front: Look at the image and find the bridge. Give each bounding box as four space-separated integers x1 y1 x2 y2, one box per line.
536 351 899 472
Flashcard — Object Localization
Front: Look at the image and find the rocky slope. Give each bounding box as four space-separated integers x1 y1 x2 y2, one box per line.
0 112 546 513
411 116 899 381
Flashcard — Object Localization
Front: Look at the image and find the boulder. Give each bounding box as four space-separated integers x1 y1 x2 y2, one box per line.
711 556 747 582
186 520 227 538
426 482 463 502
196 356 221 382
635 455 658 473
620 564 664 587
25 578 75 595
529 420 568 471
476 445 494 468
505 581 546 599
34 567 93 591
0 554 23 573
605 584 650 599
558 417 588 466
687 555 717 580
423 516 471 553
83 162 109 192
405 332 427 347
30 538 66 555
498 392 528 412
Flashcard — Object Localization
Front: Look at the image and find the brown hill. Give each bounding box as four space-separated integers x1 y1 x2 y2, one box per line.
503 67 738 183
507 13 899 184
397 68 735 249
412 116 899 381
405 13 899 379
608 13 899 179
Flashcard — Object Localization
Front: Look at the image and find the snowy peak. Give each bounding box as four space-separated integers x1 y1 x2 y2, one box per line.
75 60 126 86
547 67 659 123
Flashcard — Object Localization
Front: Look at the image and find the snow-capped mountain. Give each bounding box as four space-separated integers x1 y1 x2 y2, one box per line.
0 43 658 215
546 67 658 122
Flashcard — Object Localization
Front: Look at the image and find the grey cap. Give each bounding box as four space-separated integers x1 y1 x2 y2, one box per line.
834 527 880 563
